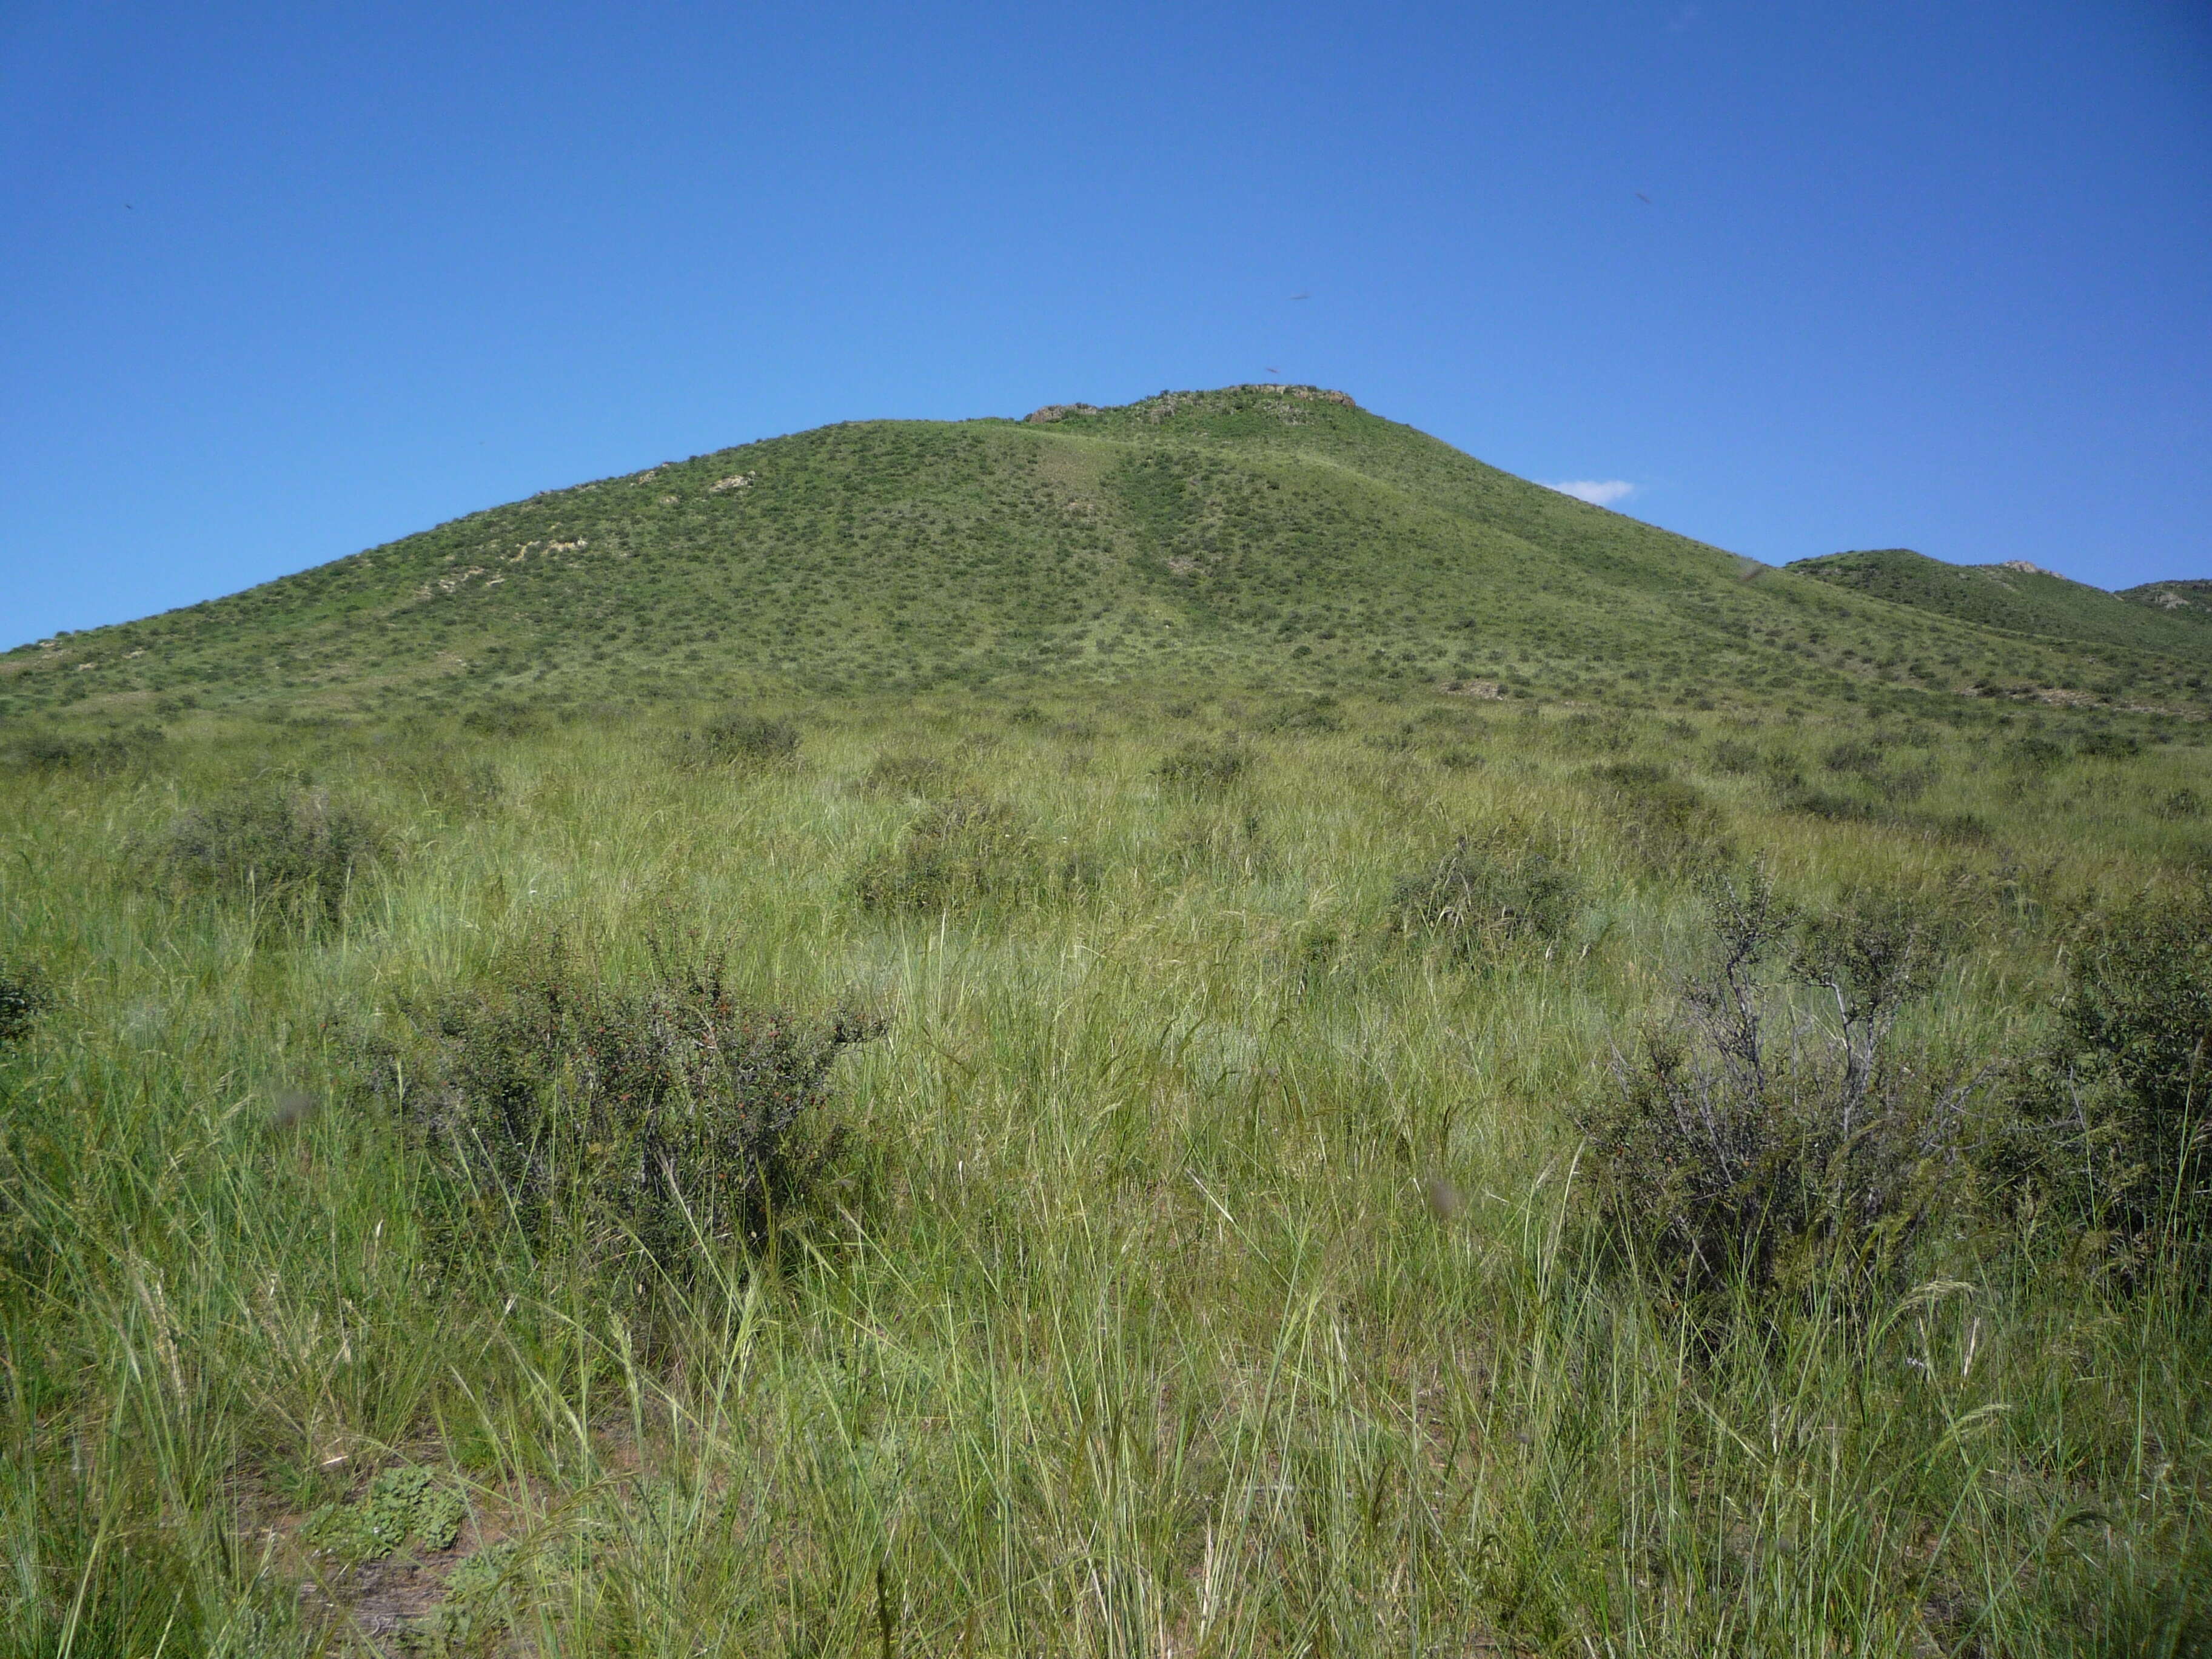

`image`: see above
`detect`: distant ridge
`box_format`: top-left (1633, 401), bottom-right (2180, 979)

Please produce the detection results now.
top-left (1791, 548), bottom-right (2212, 669)
top-left (6, 390), bottom-right (2210, 722)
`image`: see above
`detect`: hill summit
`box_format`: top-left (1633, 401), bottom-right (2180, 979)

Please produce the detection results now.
top-left (6, 387), bottom-right (2210, 723)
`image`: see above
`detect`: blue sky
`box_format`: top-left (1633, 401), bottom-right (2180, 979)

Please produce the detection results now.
top-left (3, 1), bottom-right (2207, 648)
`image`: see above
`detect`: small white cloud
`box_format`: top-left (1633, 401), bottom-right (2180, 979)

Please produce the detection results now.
top-left (1547, 479), bottom-right (1636, 507)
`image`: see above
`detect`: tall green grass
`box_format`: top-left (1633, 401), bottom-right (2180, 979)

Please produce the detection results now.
top-left (1, 693), bottom-right (2206, 1655)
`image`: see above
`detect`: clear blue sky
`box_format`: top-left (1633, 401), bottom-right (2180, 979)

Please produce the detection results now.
top-left (4, 2), bottom-right (2208, 648)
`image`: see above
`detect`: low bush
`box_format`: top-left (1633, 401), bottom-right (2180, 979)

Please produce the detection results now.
top-left (1588, 762), bottom-right (1733, 876)
top-left (5, 724), bottom-right (164, 774)
top-left (1576, 873), bottom-right (1974, 1307)
top-left (386, 941), bottom-right (881, 1283)
top-left (2076, 729), bottom-right (2142, 760)
top-left (1982, 883), bottom-right (2212, 1255)
top-left (2156, 788), bottom-right (2203, 820)
top-left (1258, 695), bottom-right (1343, 734)
top-left (1708, 737), bottom-right (1758, 774)
top-left (0, 963), bottom-right (49, 1047)
top-left (1389, 828), bottom-right (1580, 962)
top-left (680, 709), bottom-right (800, 768)
top-left (1156, 738), bottom-right (1250, 794)
top-left (853, 799), bottom-right (1090, 914)
top-left (156, 786), bottom-right (385, 925)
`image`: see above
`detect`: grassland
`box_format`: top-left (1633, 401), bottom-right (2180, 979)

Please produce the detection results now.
top-left (4, 389), bottom-right (2211, 1655)
top-left (4, 680), bottom-right (2211, 1657)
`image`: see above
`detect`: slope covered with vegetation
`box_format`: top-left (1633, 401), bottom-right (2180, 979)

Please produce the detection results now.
top-left (9, 386), bottom-right (2208, 725)
top-left (1791, 546), bottom-right (2212, 680)
top-left (4, 390), bottom-right (2211, 1656)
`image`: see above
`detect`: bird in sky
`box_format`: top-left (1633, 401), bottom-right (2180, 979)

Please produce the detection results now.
top-left (1636, 192), bottom-right (1652, 204)
top-left (1265, 366), bottom-right (1281, 375)
top-left (1289, 291), bottom-right (1310, 300)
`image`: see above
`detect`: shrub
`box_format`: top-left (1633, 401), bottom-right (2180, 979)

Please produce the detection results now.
top-left (6, 725), bottom-right (164, 774)
top-left (1575, 873), bottom-right (1973, 1305)
top-left (1588, 762), bottom-right (1732, 876)
top-left (1259, 695), bottom-right (1343, 734)
top-left (390, 941), bottom-right (880, 1282)
top-left (683, 709), bottom-right (800, 768)
top-left (2008, 735), bottom-right (2069, 771)
top-left (1709, 739), bottom-right (1758, 775)
top-left (1156, 738), bottom-right (1250, 794)
top-left (157, 786), bottom-right (384, 925)
top-left (1983, 884), bottom-right (2212, 1252)
top-left (1389, 830), bottom-right (1580, 962)
top-left (2156, 788), bottom-right (2203, 821)
top-left (853, 798), bottom-right (1087, 914)
top-left (0, 964), bottom-right (49, 1047)
top-left (2076, 729), bottom-right (2142, 760)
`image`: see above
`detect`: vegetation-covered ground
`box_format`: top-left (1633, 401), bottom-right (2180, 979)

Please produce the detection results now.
top-left (8, 386), bottom-right (2211, 725)
top-left (3, 683), bottom-right (2210, 1657)
top-left (5, 389), bottom-right (2211, 1654)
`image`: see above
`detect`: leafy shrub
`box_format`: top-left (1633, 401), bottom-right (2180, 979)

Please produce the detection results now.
top-left (6, 725), bottom-right (164, 774)
top-left (1709, 738), bottom-right (1758, 775)
top-left (158, 786), bottom-right (384, 924)
top-left (2076, 729), bottom-right (2142, 760)
top-left (1156, 738), bottom-right (1250, 794)
top-left (1259, 695), bottom-right (1343, 734)
top-left (1983, 885), bottom-right (2212, 1252)
top-left (682, 709), bottom-right (800, 768)
top-left (391, 942), bottom-right (880, 1281)
top-left (458, 698), bottom-right (548, 737)
top-left (304, 1466), bottom-right (469, 1561)
top-left (1389, 830), bottom-right (1580, 961)
top-left (0, 964), bottom-right (49, 1047)
top-left (2156, 788), bottom-right (2203, 821)
top-left (1588, 762), bottom-right (1732, 876)
top-left (853, 799), bottom-right (1088, 914)
top-left (2008, 735), bottom-right (2069, 771)
top-left (1822, 739), bottom-right (1885, 777)
top-left (1576, 873), bottom-right (1973, 1305)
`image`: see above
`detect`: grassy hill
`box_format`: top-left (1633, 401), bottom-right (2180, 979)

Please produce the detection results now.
top-left (1789, 546), bottom-right (2212, 680)
top-left (4, 390), bottom-right (2212, 1655)
top-left (10, 386), bottom-right (2208, 726)
top-left (2122, 576), bottom-right (2212, 623)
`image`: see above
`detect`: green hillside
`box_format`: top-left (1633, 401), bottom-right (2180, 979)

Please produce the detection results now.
top-left (1790, 546), bottom-right (2212, 675)
top-left (10, 386), bottom-right (2206, 724)
top-left (8, 389), bottom-right (2212, 1654)
top-left (2121, 576), bottom-right (2212, 623)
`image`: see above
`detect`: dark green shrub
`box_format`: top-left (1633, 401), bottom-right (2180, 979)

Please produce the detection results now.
top-left (2076, 729), bottom-right (2142, 760)
top-left (1589, 762), bottom-right (1732, 876)
top-left (1156, 738), bottom-right (1250, 794)
top-left (2008, 735), bottom-right (2069, 771)
top-left (683, 709), bottom-right (800, 767)
top-left (6, 725), bottom-right (164, 774)
top-left (0, 964), bottom-right (49, 1047)
top-left (2156, 788), bottom-right (2203, 820)
top-left (1709, 739), bottom-right (1758, 775)
top-left (853, 799), bottom-right (1088, 914)
top-left (1983, 885), bottom-right (2212, 1252)
top-left (1576, 874), bottom-right (1971, 1305)
top-left (1389, 830), bottom-right (1580, 961)
top-left (1822, 739), bottom-right (1885, 777)
top-left (389, 942), bottom-right (880, 1281)
top-left (158, 787), bottom-right (385, 924)
top-left (1259, 695), bottom-right (1343, 734)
